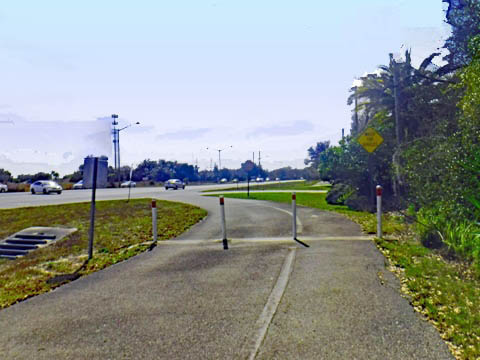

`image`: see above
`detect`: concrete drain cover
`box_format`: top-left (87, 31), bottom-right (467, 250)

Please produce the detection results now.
top-left (0, 227), bottom-right (77, 260)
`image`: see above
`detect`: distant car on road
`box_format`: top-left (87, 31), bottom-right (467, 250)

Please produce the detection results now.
top-left (72, 180), bottom-right (84, 189)
top-left (165, 179), bottom-right (185, 190)
top-left (0, 183), bottom-right (7, 193)
top-left (232, 178), bottom-right (238, 183)
top-left (121, 181), bottom-right (136, 188)
top-left (30, 181), bottom-right (62, 195)
top-left (265, 177), bottom-right (270, 181)
top-left (220, 178), bottom-right (228, 183)
top-left (256, 177), bottom-right (264, 182)
top-left (275, 177), bottom-right (280, 181)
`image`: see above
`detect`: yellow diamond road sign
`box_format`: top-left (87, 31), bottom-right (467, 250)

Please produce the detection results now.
top-left (358, 128), bottom-right (384, 153)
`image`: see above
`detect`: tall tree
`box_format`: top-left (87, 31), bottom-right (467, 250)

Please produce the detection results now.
top-left (441, 0), bottom-right (480, 72)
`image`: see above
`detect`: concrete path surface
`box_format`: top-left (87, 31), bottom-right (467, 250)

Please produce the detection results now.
top-left (0, 193), bottom-right (453, 359)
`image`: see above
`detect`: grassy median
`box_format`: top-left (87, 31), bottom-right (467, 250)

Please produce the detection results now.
top-left (202, 180), bottom-right (330, 192)
top-left (0, 198), bottom-right (207, 309)
top-left (211, 192), bottom-right (480, 360)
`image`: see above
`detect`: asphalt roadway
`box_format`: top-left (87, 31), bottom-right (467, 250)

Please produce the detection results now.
top-left (0, 185), bottom-right (453, 359)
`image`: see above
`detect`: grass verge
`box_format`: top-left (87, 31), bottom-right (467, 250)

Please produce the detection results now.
top-left (376, 237), bottom-right (480, 359)
top-left (209, 192), bottom-right (404, 235)
top-left (211, 192), bottom-right (479, 359)
top-left (202, 180), bottom-right (331, 193)
top-left (0, 198), bottom-right (207, 309)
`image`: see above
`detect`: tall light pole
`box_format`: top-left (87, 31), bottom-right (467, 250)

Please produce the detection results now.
top-left (206, 146), bottom-right (232, 170)
top-left (112, 114), bottom-right (119, 175)
top-left (111, 114), bottom-right (140, 186)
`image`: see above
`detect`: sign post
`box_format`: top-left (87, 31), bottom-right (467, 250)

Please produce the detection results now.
top-left (244, 161), bottom-right (255, 198)
top-left (88, 157), bottom-right (99, 260)
top-left (358, 128), bottom-right (384, 207)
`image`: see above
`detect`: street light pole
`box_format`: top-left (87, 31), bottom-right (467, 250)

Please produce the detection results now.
top-left (206, 146), bottom-right (232, 171)
top-left (206, 146), bottom-right (232, 182)
top-left (111, 114), bottom-right (119, 185)
top-left (111, 114), bottom-right (139, 187)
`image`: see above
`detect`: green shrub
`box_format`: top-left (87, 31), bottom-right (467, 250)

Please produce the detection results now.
top-left (416, 206), bottom-right (480, 269)
top-left (325, 183), bottom-right (354, 205)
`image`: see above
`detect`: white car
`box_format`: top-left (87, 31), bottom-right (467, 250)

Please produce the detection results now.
top-left (121, 181), bottom-right (136, 188)
top-left (220, 178), bottom-right (228, 183)
top-left (30, 180), bottom-right (62, 195)
top-left (165, 179), bottom-right (185, 190)
top-left (0, 183), bottom-right (7, 193)
top-left (72, 180), bottom-right (84, 189)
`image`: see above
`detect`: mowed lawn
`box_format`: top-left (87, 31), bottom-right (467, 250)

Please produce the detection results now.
top-left (0, 198), bottom-right (207, 309)
top-left (202, 180), bottom-right (331, 192)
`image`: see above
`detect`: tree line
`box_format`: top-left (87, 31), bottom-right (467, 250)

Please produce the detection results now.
top-left (0, 159), bottom-right (318, 186)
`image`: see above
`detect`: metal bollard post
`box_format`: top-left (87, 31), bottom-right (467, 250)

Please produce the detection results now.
top-left (376, 185), bottom-right (383, 238)
top-left (152, 199), bottom-right (158, 243)
top-left (220, 196), bottom-right (228, 249)
top-left (292, 192), bottom-right (297, 240)
top-left (88, 157), bottom-right (98, 260)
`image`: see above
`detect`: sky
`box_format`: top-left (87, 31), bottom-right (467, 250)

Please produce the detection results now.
top-left (0, 0), bottom-right (450, 176)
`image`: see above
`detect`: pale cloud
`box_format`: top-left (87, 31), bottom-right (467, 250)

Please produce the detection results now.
top-left (156, 128), bottom-right (211, 141)
top-left (0, 114), bottom-right (112, 176)
top-left (247, 121), bottom-right (315, 139)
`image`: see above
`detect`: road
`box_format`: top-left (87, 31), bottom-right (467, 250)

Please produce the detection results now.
top-left (0, 184), bottom-right (453, 359)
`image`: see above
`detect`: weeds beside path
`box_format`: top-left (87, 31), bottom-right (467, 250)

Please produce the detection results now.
top-left (0, 198), bottom-right (207, 309)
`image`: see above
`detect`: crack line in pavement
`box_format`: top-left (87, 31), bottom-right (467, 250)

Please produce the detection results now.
top-left (242, 247), bottom-right (297, 360)
top-left (160, 236), bottom-right (373, 245)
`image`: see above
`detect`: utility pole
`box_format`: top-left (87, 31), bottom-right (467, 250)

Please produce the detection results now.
top-left (111, 114), bottom-right (140, 187)
top-left (390, 53), bottom-right (402, 144)
top-left (253, 152), bottom-right (255, 163)
top-left (390, 53), bottom-right (403, 199)
top-left (111, 114), bottom-right (119, 186)
top-left (258, 151), bottom-right (261, 167)
top-left (206, 146), bottom-right (232, 173)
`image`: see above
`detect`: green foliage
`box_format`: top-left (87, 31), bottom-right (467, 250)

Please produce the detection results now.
top-left (415, 206), bottom-right (480, 270)
top-left (325, 183), bottom-right (354, 205)
top-left (304, 141), bottom-right (330, 168)
top-left (442, 0), bottom-right (480, 70)
top-left (0, 168), bottom-right (12, 183)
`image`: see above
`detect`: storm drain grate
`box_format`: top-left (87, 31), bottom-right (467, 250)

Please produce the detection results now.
top-left (0, 227), bottom-right (77, 259)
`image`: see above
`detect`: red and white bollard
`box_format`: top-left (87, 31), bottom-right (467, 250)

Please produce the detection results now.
top-left (292, 192), bottom-right (297, 240)
top-left (220, 196), bottom-right (228, 250)
top-left (376, 185), bottom-right (383, 238)
top-left (152, 199), bottom-right (158, 243)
